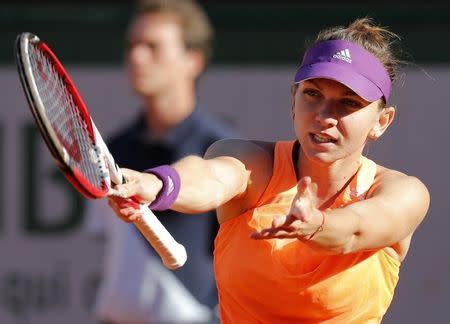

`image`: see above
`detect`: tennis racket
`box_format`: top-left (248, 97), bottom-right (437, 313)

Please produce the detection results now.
top-left (15, 32), bottom-right (187, 270)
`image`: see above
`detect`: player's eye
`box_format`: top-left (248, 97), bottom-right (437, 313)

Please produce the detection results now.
top-left (340, 98), bottom-right (363, 109)
top-left (303, 88), bottom-right (322, 98)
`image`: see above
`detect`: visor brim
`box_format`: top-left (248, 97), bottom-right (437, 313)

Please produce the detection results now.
top-left (294, 62), bottom-right (384, 102)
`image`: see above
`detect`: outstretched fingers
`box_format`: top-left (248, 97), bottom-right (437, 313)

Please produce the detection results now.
top-left (251, 214), bottom-right (300, 239)
top-left (297, 176), bottom-right (311, 196)
top-left (251, 176), bottom-right (321, 241)
top-left (297, 176), bottom-right (318, 200)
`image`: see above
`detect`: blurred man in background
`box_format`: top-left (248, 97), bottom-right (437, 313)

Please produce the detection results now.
top-left (84, 0), bottom-right (236, 323)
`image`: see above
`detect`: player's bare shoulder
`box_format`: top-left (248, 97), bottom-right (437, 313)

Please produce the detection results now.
top-left (370, 164), bottom-right (430, 206)
top-left (374, 164), bottom-right (407, 183)
top-left (205, 139), bottom-right (274, 171)
top-left (205, 139), bottom-right (274, 196)
top-left (206, 139), bottom-right (276, 221)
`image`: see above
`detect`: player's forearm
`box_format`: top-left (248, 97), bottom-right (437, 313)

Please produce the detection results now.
top-left (171, 155), bottom-right (248, 214)
top-left (307, 208), bottom-right (361, 254)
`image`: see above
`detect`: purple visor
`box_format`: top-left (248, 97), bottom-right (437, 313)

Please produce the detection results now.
top-left (294, 40), bottom-right (391, 102)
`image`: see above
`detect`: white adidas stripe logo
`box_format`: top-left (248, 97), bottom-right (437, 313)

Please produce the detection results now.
top-left (332, 48), bottom-right (352, 63)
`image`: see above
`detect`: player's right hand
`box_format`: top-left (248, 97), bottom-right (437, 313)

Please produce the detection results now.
top-left (110, 168), bottom-right (163, 204)
top-left (108, 168), bottom-right (163, 222)
top-left (108, 196), bottom-right (142, 223)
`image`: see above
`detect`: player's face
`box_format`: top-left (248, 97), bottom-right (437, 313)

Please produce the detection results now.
top-left (292, 78), bottom-right (384, 164)
top-left (126, 12), bottom-right (194, 97)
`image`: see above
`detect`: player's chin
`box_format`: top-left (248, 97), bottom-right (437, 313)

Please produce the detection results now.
top-left (302, 149), bottom-right (339, 165)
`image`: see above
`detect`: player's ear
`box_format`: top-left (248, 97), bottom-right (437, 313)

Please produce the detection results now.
top-left (369, 105), bottom-right (396, 140)
top-left (186, 49), bottom-right (205, 79)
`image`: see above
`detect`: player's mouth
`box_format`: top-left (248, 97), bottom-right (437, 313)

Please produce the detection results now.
top-left (310, 133), bottom-right (337, 144)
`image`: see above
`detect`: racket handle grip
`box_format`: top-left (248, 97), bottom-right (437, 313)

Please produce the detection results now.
top-left (134, 205), bottom-right (187, 270)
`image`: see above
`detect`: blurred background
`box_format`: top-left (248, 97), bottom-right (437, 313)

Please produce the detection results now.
top-left (1, 0), bottom-right (450, 323)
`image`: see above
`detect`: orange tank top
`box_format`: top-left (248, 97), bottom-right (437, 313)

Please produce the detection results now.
top-left (214, 141), bottom-right (400, 323)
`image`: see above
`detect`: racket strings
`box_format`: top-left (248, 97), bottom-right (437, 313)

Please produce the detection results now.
top-left (28, 43), bottom-right (105, 190)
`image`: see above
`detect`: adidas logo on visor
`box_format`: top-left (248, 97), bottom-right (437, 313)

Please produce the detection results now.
top-left (333, 49), bottom-right (352, 63)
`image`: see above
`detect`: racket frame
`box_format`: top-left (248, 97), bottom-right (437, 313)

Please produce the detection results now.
top-left (15, 33), bottom-right (107, 199)
top-left (15, 32), bottom-right (187, 269)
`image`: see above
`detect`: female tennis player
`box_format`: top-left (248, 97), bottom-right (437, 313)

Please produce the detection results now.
top-left (109, 18), bottom-right (430, 323)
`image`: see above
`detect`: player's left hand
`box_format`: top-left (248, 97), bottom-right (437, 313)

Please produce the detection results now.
top-left (251, 176), bottom-right (323, 240)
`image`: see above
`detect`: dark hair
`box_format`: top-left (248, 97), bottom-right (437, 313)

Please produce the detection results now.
top-left (314, 17), bottom-right (402, 83)
top-left (135, 0), bottom-right (214, 63)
